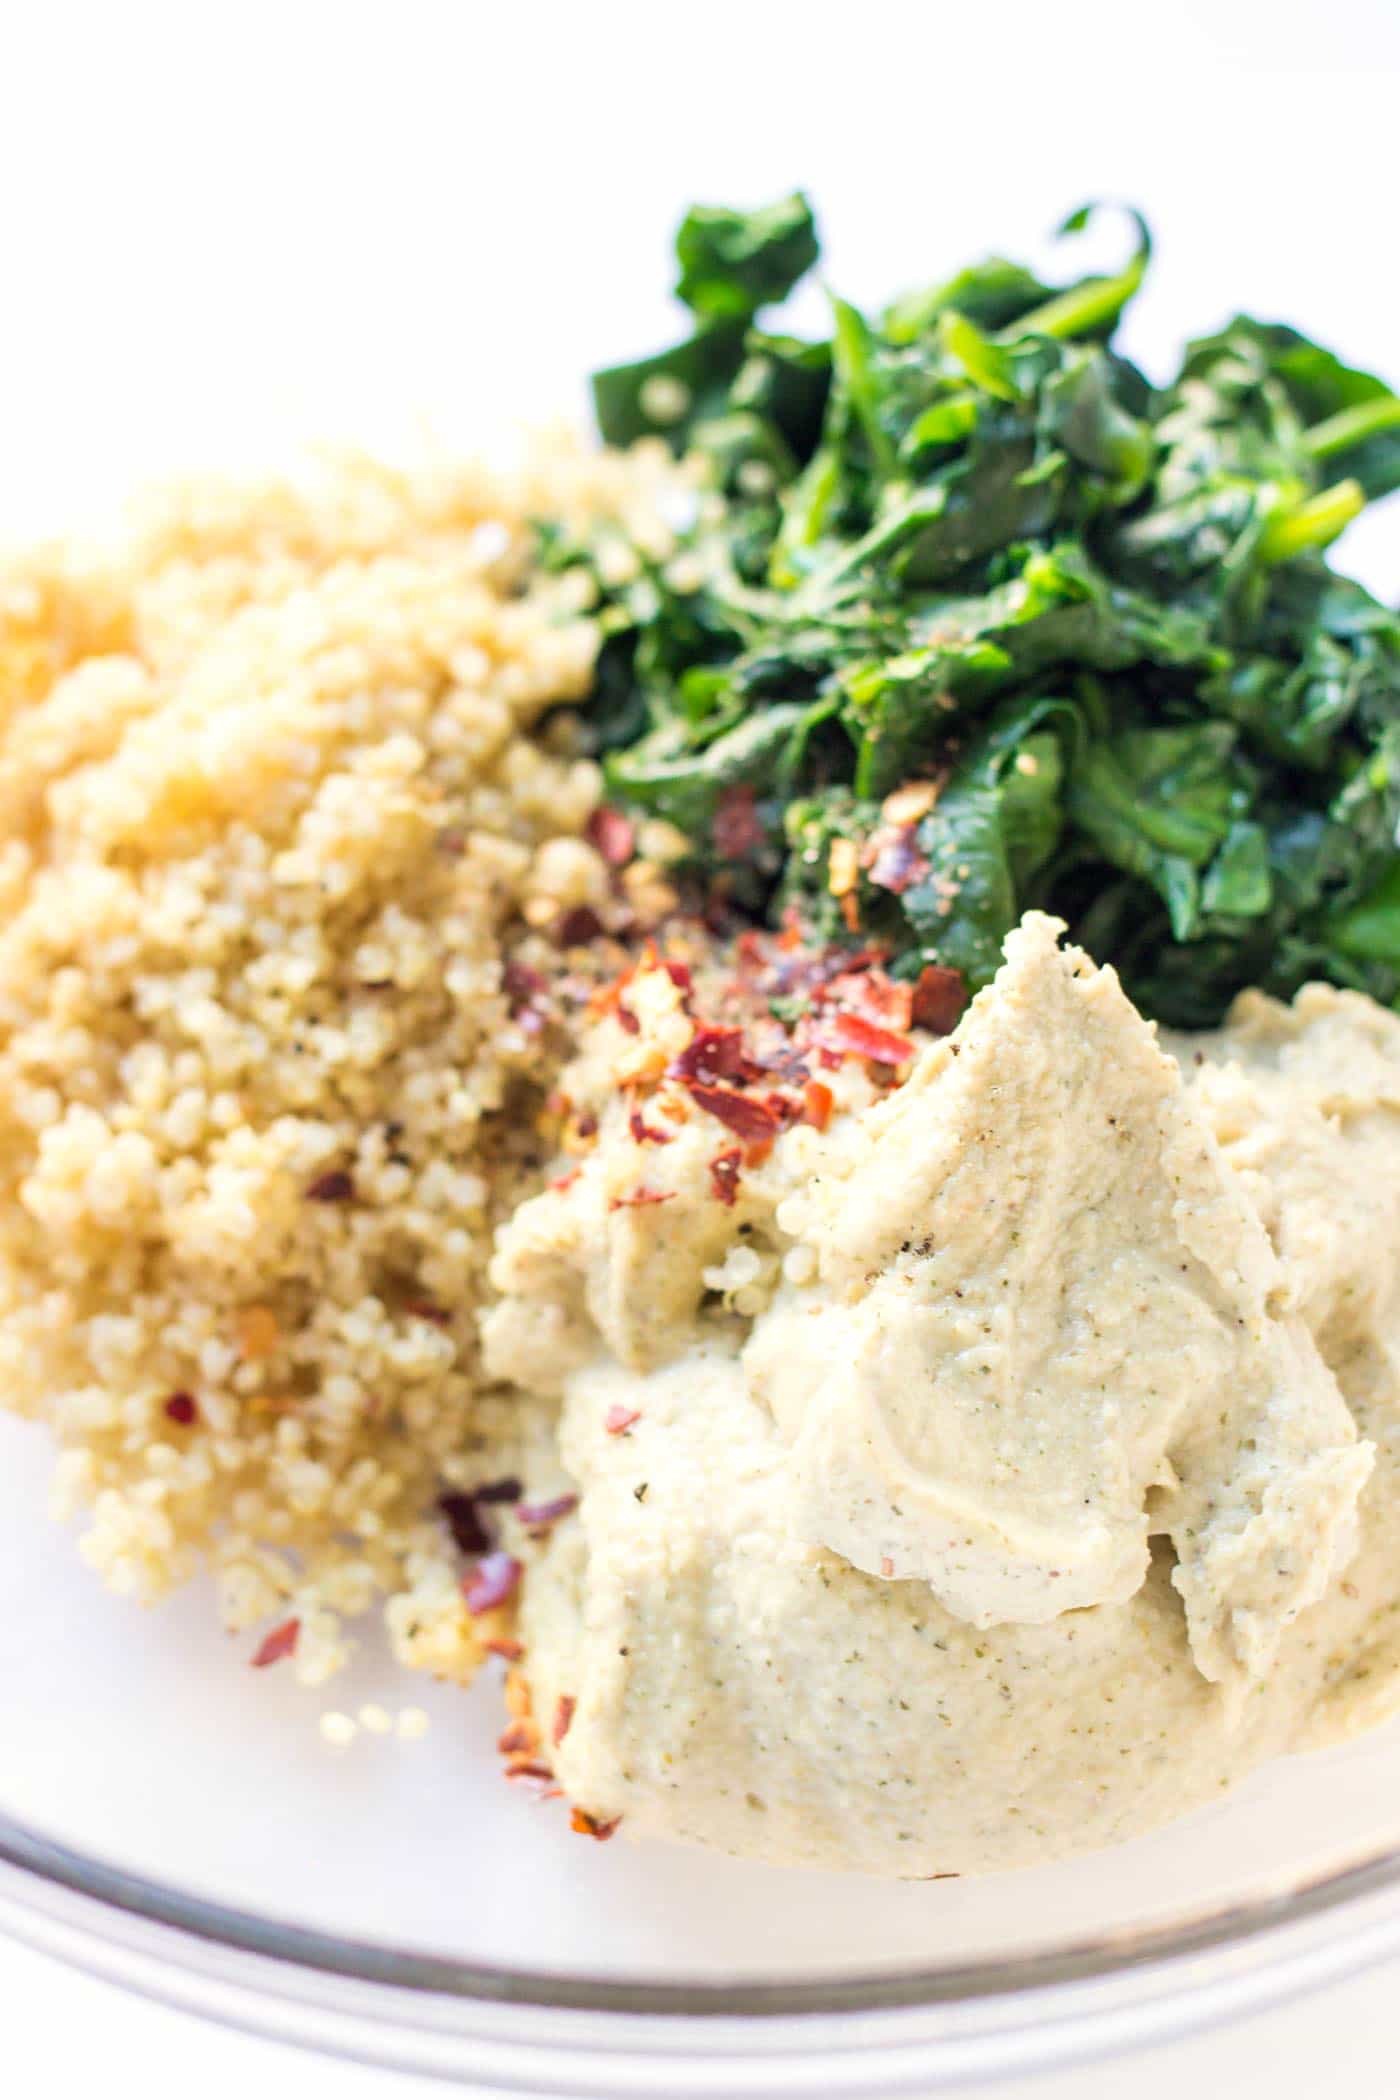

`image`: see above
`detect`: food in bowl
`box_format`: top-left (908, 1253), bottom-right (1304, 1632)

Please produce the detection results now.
top-left (4, 193), bottom-right (1399, 1875)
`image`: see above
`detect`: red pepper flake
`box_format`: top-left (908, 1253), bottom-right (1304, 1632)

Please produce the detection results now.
top-left (669, 1025), bottom-right (747, 1085)
top-left (826, 1010), bottom-right (915, 1066)
top-left (615, 1001), bottom-right (641, 1036)
top-left (608, 1187), bottom-right (675, 1211)
top-left (549, 1169), bottom-right (582, 1194)
top-left (306, 1169), bottom-right (355, 1203)
top-left (575, 1112), bottom-right (599, 1139)
top-left (629, 1109), bottom-right (673, 1146)
top-left (762, 1090), bottom-right (801, 1129)
top-left (881, 1555), bottom-right (895, 1578)
top-left (516, 1492), bottom-right (579, 1532)
top-left (571, 1807), bottom-right (622, 1841)
top-left (250, 1617), bottom-right (300, 1669)
top-left (484, 1635), bottom-right (525, 1661)
top-left (685, 1082), bottom-right (780, 1145)
top-left (164, 1391), bottom-right (199, 1427)
top-left (585, 804), bottom-right (636, 867)
top-left (440, 1492), bottom-right (492, 1556)
top-left (663, 958), bottom-right (693, 993)
top-left (911, 964), bottom-right (968, 1035)
top-left (552, 1694), bottom-right (577, 1746)
top-left (830, 969), bottom-right (914, 1032)
top-left (405, 1298), bottom-right (452, 1327)
top-left (867, 826), bottom-right (931, 896)
top-left (712, 784), bottom-right (766, 861)
top-left (502, 959), bottom-right (548, 1012)
top-left (709, 1147), bottom-right (742, 1207)
top-left (802, 1079), bottom-right (834, 1131)
top-left (475, 1477), bottom-right (523, 1505)
top-left (555, 904), bottom-right (605, 948)
top-left (507, 1760), bottom-right (559, 1787)
top-left (498, 1720), bottom-right (537, 1756)
top-left (751, 1040), bottom-right (810, 1083)
top-left (463, 1551), bottom-right (522, 1615)
top-left (604, 1404), bottom-right (642, 1436)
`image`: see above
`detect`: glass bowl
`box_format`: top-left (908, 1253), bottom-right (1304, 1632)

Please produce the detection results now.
top-left (7, 1404), bottom-right (1400, 2096)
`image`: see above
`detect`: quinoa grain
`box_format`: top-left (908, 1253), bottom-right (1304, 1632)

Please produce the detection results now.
top-left (0, 443), bottom-right (691, 1685)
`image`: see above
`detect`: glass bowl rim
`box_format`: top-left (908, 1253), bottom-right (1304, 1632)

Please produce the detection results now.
top-left (7, 1800), bottom-right (1400, 2020)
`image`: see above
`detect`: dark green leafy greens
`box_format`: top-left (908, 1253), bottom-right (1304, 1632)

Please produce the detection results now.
top-left (555, 193), bottom-right (1400, 1027)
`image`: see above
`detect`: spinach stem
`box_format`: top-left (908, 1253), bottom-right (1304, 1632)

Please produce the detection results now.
top-left (1302, 394), bottom-right (1400, 460)
top-left (1257, 479), bottom-right (1366, 563)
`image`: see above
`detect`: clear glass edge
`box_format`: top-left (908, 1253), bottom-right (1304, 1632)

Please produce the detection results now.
top-left (9, 1814), bottom-right (1400, 2092)
top-left (5, 1803), bottom-right (1400, 2019)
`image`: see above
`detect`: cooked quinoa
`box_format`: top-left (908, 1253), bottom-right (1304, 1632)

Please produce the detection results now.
top-left (0, 440), bottom-right (692, 1686)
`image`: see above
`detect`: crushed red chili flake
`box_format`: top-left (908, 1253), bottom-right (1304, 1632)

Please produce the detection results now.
top-left (615, 1000), bottom-right (641, 1036)
top-left (604, 1404), bottom-right (642, 1436)
top-left (663, 958), bottom-right (693, 993)
top-left (608, 1187), bottom-right (675, 1210)
top-left (405, 1297), bottom-right (452, 1326)
top-left (502, 959), bottom-right (548, 1012)
top-left (516, 1492), bottom-right (579, 1532)
top-left (250, 1617), bottom-right (300, 1669)
top-left (867, 826), bottom-right (931, 896)
top-left (911, 963), bottom-right (968, 1035)
top-left (762, 1090), bottom-right (801, 1128)
top-left (549, 1169), bottom-right (582, 1194)
top-left (440, 1492), bottom-right (493, 1557)
top-left (829, 969), bottom-right (914, 1032)
top-left (507, 1760), bottom-right (559, 1788)
top-left (575, 1112), bottom-right (599, 1139)
top-left (555, 904), bottom-right (605, 948)
top-left (463, 1551), bottom-right (523, 1615)
top-left (629, 1109), bottom-right (673, 1146)
top-left (709, 1147), bottom-right (742, 1206)
top-left (498, 1720), bottom-right (536, 1756)
top-left (484, 1635), bottom-right (524, 1661)
top-left (552, 1694), bottom-right (577, 1745)
top-left (802, 1079), bottom-right (834, 1131)
top-left (712, 783), bottom-right (766, 861)
top-left (669, 1024), bottom-right (747, 1085)
top-left (306, 1168), bottom-right (355, 1203)
top-left (585, 804), bottom-right (636, 866)
top-left (475, 1477), bottom-right (523, 1505)
top-left (685, 1082), bottom-right (779, 1145)
top-left (827, 1010), bottom-right (915, 1066)
top-left (164, 1391), bottom-right (199, 1426)
top-left (571, 1807), bottom-right (622, 1841)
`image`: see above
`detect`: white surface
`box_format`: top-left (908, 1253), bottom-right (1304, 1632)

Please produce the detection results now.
top-left (4, 0), bottom-right (1400, 2090)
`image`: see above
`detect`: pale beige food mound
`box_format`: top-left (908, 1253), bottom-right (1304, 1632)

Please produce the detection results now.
top-left (0, 443), bottom-right (688, 1685)
top-left (499, 932), bottom-right (1400, 1874)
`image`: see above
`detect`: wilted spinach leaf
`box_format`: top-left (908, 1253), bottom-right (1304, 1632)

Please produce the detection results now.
top-left (556, 192), bottom-right (1400, 1027)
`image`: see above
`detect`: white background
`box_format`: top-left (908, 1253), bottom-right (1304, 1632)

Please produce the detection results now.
top-left (4, 1), bottom-right (1400, 2092)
